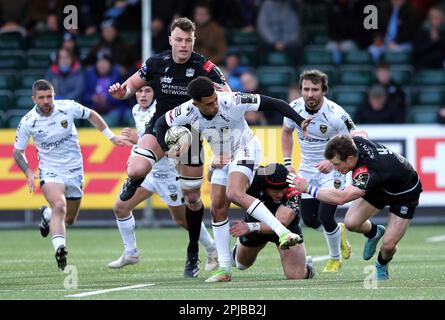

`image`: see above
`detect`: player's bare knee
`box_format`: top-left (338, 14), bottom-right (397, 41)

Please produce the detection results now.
top-left (344, 217), bottom-right (360, 231)
top-left (210, 205), bottom-right (227, 221)
top-left (113, 203), bottom-right (130, 219)
top-left (381, 238), bottom-right (397, 253)
top-left (65, 216), bottom-right (77, 225)
top-left (52, 201), bottom-right (66, 214)
top-left (226, 189), bottom-right (244, 206)
top-left (174, 217), bottom-right (187, 229)
top-left (184, 193), bottom-right (201, 210)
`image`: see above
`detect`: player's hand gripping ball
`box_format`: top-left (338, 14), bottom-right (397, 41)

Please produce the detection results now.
top-left (165, 126), bottom-right (192, 157)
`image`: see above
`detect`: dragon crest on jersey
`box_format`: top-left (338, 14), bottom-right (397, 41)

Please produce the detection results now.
top-left (60, 120), bottom-right (68, 129)
top-left (320, 124), bottom-right (327, 134)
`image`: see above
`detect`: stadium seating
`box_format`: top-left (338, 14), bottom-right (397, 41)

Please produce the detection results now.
top-left (331, 86), bottom-right (367, 107)
top-left (0, 33), bottom-right (25, 50)
top-left (383, 51), bottom-right (412, 64)
top-left (28, 33), bottom-right (61, 50)
top-left (0, 72), bottom-right (16, 90)
top-left (18, 71), bottom-right (44, 90)
top-left (26, 50), bottom-right (51, 69)
top-left (257, 66), bottom-right (296, 87)
top-left (303, 48), bottom-right (332, 65)
top-left (77, 34), bottom-right (101, 49)
top-left (413, 70), bottom-right (445, 86)
top-left (228, 31), bottom-right (258, 46)
top-left (0, 90), bottom-right (13, 111)
top-left (267, 86), bottom-right (289, 101)
top-left (14, 90), bottom-right (34, 109)
top-left (412, 88), bottom-right (445, 106)
top-left (339, 67), bottom-right (374, 86)
top-left (6, 109), bottom-right (28, 128)
top-left (390, 65), bottom-right (414, 85)
top-left (409, 106), bottom-right (439, 123)
top-left (0, 52), bottom-right (25, 70)
top-left (261, 51), bottom-right (292, 66)
top-left (344, 50), bottom-right (373, 65)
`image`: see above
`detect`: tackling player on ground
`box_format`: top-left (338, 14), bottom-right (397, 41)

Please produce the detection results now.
top-left (229, 163), bottom-right (315, 280)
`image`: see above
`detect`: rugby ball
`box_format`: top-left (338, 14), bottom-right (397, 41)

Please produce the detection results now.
top-left (164, 126), bottom-right (192, 149)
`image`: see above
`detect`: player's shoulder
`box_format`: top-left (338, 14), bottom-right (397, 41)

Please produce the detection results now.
top-left (147, 50), bottom-right (172, 64)
top-left (190, 51), bottom-right (208, 65)
top-left (323, 97), bottom-right (350, 117)
top-left (289, 97), bottom-right (305, 110)
top-left (132, 104), bottom-right (139, 115)
top-left (19, 108), bottom-right (38, 126)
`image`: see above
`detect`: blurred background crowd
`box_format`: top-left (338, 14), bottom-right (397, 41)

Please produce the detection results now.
top-left (0, 0), bottom-right (445, 128)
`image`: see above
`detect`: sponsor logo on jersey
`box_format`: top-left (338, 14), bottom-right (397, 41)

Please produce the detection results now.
top-left (400, 206), bottom-right (408, 215)
top-left (203, 60), bottom-right (216, 72)
top-left (235, 93), bottom-right (258, 105)
top-left (320, 124), bottom-right (327, 134)
top-left (61, 119), bottom-right (68, 129)
top-left (160, 76), bottom-right (173, 84)
top-left (186, 68), bottom-right (195, 77)
top-left (352, 166), bottom-right (369, 189)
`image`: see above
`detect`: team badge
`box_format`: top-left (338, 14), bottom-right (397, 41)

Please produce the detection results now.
top-left (186, 68), bottom-right (195, 77)
top-left (320, 124), bottom-right (327, 134)
top-left (400, 206), bottom-right (408, 215)
top-left (61, 120), bottom-right (68, 129)
top-left (334, 179), bottom-right (341, 189)
top-left (170, 194), bottom-right (178, 201)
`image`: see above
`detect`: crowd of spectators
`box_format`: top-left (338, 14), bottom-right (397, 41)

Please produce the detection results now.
top-left (0, 0), bottom-right (444, 127)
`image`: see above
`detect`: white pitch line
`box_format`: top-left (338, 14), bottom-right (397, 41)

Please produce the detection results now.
top-left (311, 255), bottom-right (331, 262)
top-left (65, 283), bottom-right (155, 298)
top-left (425, 235), bottom-right (445, 243)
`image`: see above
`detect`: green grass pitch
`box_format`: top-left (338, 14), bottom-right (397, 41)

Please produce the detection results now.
top-left (0, 225), bottom-right (444, 300)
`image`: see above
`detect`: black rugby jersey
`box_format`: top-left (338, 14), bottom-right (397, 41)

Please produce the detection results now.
top-left (138, 50), bottom-right (226, 118)
top-left (245, 172), bottom-right (301, 226)
top-left (351, 136), bottom-right (421, 196)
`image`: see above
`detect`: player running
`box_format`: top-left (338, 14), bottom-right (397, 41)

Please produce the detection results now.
top-left (107, 85), bottom-right (218, 274)
top-left (14, 79), bottom-right (129, 270)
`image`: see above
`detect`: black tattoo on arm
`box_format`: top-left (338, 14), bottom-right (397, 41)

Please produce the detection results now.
top-left (13, 149), bottom-right (30, 174)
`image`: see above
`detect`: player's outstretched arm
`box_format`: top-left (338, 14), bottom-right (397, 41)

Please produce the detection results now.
top-left (258, 95), bottom-right (308, 131)
top-left (87, 110), bottom-right (132, 147)
top-left (13, 148), bottom-right (36, 193)
top-left (287, 173), bottom-right (364, 205)
top-left (109, 71), bottom-right (147, 100)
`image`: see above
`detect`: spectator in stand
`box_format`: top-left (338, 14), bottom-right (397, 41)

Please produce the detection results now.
top-left (240, 71), bottom-right (276, 125)
top-left (45, 48), bottom-right (84, 102)
top-left (437, 106), bottom-right (445, 124)
top-left (413, 7), bottom-right (445, 70)
top-left (222, 48), bottom-right (248, 92)
top-left (256, 0), bottom-right (301, 66)
top-left (368, 0), bottom-right (422, 63)
top-left (25, 0), bottom-right (64, 32)
top-left (83, 51), bottom-right (129, 124)
top-left (60, 32), bottom-right (81, 62)
top-left (151, 18), bottom-right (170, 54)
top-left (287, 83), bottom-right (301, 103)
top-left (326, 0), bottom-right (361, 65)
top-left (193, 3), bottom-right (227, 65)
top-left (0, 0), bottom-right (28, 37)
top-left (355, 84), bottom-right (403, 124)
top-left (374, 62), bottom-right (406, 116)
top-left (238, 0), bottom-right (260, 32)
top-left (84, 20), bottom-right (136, 77)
